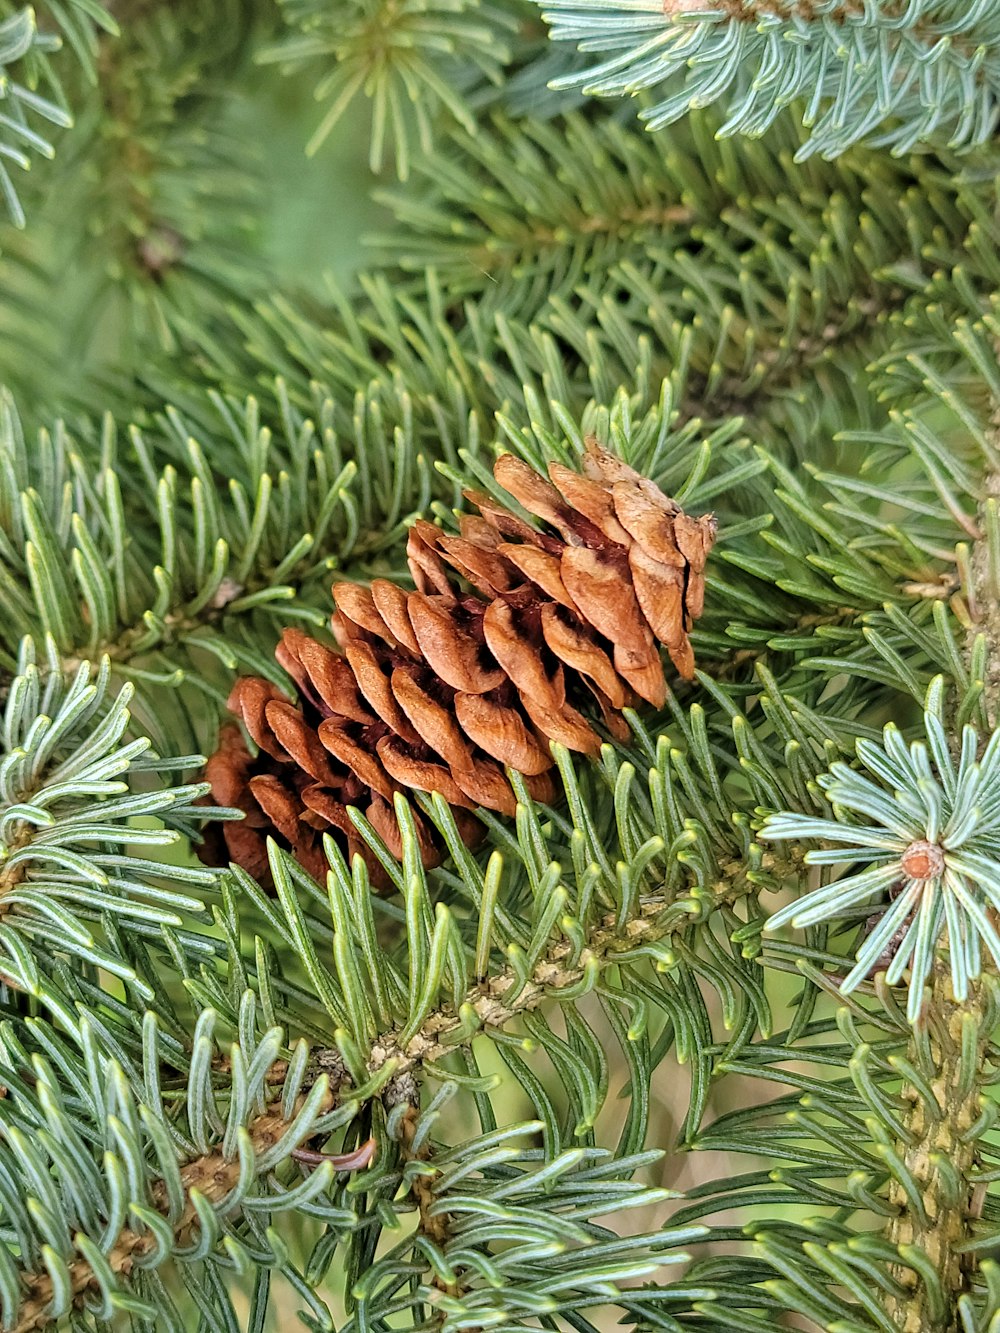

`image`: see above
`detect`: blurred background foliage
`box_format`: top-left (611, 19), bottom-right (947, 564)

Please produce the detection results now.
top-left (0, 2), bottom-right (393, 423)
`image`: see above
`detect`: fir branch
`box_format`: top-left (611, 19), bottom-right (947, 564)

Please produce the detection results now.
top-left (881, 971), bottom-right (993, 1333)
top-left (88, 0), bottom-right (261, 322)
top-left (228, 707), bottom-right (801, 1144)
top-left (366, 881), bottom-right (686, 1078)
top-left (11, 1091), bottom-right (364, 1333)
top-left (186, 110), bottom-right (1000, 602)
top-left (762, 683), bottom-right (1000, 1021)
top-left (0, 638), bottom-right (227, 1000)
top-left (0, 5), bottom-right (77, 227)
top-left (754, 332), bottom-right (1000, 1329)
top-left (350, 110), bottom-right (933, 419)
top-left (876, 403), bottom-right (1000, 1332)
top-left (397, 1103), bottom-right (452, 1261)
top-left (259, 0), bottom-right (518, 177)
top-left (0, 388), bottom-right (427, 751)
top-left (349, 1102), bottom-right (700, 1333)
top-left (537, 0), bottom-right (1000, 158)
top-left (239, 843), bottom-right (694, 1099)
top-left (3, 11), bottom-right (1000, 1327)
top-left (967, 426), bottom-right (1000, 726)
top-left (0, 693), bottom-right (792, 1332)
top-left (0, 1007), bottom-right (370, 1332)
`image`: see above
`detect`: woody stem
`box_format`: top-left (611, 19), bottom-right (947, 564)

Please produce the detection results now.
top-left (882, 973), bottom-right (991, 1332)
top-left (881, 458), bottom-right (1000, 1330)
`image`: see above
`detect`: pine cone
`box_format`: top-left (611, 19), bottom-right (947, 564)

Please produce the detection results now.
top-left (198, 443), bottom-right (716, 882)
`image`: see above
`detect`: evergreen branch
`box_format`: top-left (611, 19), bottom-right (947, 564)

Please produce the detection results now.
top-left (82, 0), bottom-right (263, 348)
top-left (667, 985), bottom-right (1000, 1328)
top-left (170, 114), bottom-right (1000, 681)
top-left (762, 680), bottom-right (1000, 1020)
top-left (0, 1005), bottom-right (369, 1332)
top-left (2, 0), bottom-right (1000, 1323)
top-left (348, 1096), bottom-right (702, 1333)
top-left (365, 867), bottom-right (688, 1078)
top-left (537, 0), bottom-right (1000, 159)
top-left (259, 0), bottom-right (518, 177)
top-left (0, 388), bottom-right (432, 751)
top-left (750, 306), bottom-right (1000, 714)
top-left (375, 108), bottom-right (929, 416)
top-left (748, 332), bottom-right (1000, 1329)
top-left (0, 6), bottom-right (74, 227)
top-left (0, 638), bottom-right (227, 1000)
top-left (170, 327), bottom-right (968, 703)
top-left (11, 1094), bottom-right (371, 1333)
top-left (882, 972), bottom-right (994, 1332)
top-left (225, 700), bottom-right (804, 1150)
top-left (875, 392), bottom-right (1000, 1332)
top-left (8, 364), bottom-right (937, 757)
top-left (0, 691), bottom-right (798, 1329)
top-left (0, 0), bottom-right (119, 229)
top-left (966, 374), bottom-right (1000, 726)
top-left (258, 109), bottom-right (945, 430)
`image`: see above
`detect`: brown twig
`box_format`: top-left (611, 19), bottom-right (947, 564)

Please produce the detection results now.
top-left (967, 466), bottom-right (1000, 728)
top-left (291, 1137), bottom-right (376, 1171)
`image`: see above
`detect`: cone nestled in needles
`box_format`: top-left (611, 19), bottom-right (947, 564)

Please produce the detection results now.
top-left (198, 442), bottom-right (716, 881)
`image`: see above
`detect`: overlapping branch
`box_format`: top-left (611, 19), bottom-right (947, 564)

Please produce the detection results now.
top-left (538, 0), bottom-right (1000, 157)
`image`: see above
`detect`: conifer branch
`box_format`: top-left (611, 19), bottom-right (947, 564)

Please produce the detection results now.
top-left (82, 0), bottom-right (262, 335)
top-left (398, 1105), bottom-right (452, 1266)
top-left (261, 0), bottom-right (517, 177)
top-left (0, 640), bottom-right (228, 999)
top-left (0, 390), bottom-right (420, 751)
top-left (672, 0), bottom-right (965, 38)
top-left (5, 8), bottom-right (1000, 1324)
top-left (372, 113), bottom-right (916, 430)
top-left (263, 882), bottom-right (717, 1103)
top-left (0, 1), bottom-right (261, 416)
top-left (0, 6), bottom-right (77, 228)
top-left (11, 1092), bottom-right (338, 1333)
top-left (876, 398), bottom-right (1000, 1331)
top-left (741, 303), bottom-right (1000, 1327)
top-left (882, 972), bottom-right (992, 1333)
top-left (265, 807), bottom-right (777, 1125)
top-left (367, 890), bottom-right (683, 1077)
top-left (539, 0), bottom-right (1000, 157)
top-left (682, 0), bottom-right (995, 77)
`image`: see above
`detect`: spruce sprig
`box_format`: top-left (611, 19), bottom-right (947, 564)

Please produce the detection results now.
top-left (261, 0), bottom-right (518, 176)
top-left (536, 0), bottom-right (1000, 158)
top-left (763, 678), bottom-right (1000, 1020)
top-left (0, 7), bottom-right (71, 227)
top-left (0, 637), bottom-right (228, 1001)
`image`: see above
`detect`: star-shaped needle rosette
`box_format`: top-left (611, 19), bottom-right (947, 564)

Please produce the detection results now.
top-left (760, 681), bottom-right (1000, 1022)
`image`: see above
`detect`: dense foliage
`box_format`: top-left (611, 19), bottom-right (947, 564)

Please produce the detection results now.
top-left (1, 1), bottom-right (999, 1330)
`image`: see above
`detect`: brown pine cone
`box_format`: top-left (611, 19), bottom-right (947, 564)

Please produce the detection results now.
top-left (198, 443), bottom-right (716, 882)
